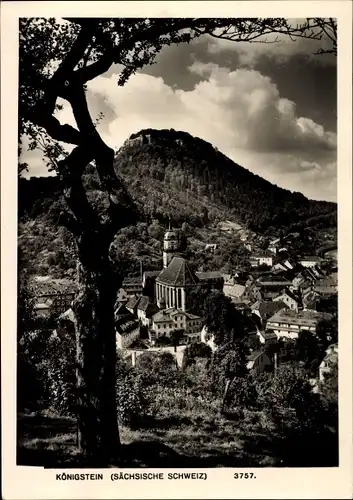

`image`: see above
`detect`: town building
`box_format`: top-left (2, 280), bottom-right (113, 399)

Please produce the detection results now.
top-left (126, 295), bottom-right (159, 327)
top-left (200, 325), bottom-right (217, 351)
top-left (299, 256), bottom-right (324, 268)
top-left (249, 254), bottom-right (273, 268)
top-left (251, 299), bottom-right (288, 326)
top-left (204, 243), bottom-right (217, 253)
top-left (247, 351), bottom-right (272, 375)
top-left (121, 277), bottom-right (143, 297)
top-left (302, 290), bottom-right (321, 311)
top-left (254, 275), bottom-right (292, 300)
top-left (223, 277), bottom-right (248, 302)
top-left (195, 271), bottom-right (224, 290)
top-left (31, 276), bottom-right (77, 317)
top-left (313, 276), bottom-right (338, 295)
top-left (150, 308), bottom-right (202, 343)
top-left (319, 343), bottom-right (338, 382)
top-left (155, 256), bottom-right (199, 311)
top-left (115, 304), bottom-right (140, 349)
top-left (273, 289), bottom-right (301, 312)
top-left (266, 309), bottom-right (333, 340)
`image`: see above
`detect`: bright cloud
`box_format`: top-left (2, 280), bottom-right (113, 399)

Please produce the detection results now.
top-left (23, 62), bottom-right (337, 201)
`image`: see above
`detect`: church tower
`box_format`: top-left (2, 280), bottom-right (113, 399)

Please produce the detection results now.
top-left (163, 220), bottom-right (180, 269)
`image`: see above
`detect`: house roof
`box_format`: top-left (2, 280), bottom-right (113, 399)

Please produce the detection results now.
top-left (136, 295), bottom-right (151, 311)
top-left (300, 256), bottom-right (323, 262)
top-left (252, 300), bottom-right (288, 318)
top-left (247, 350), bottom-right (264, 362)
top-left (115, 304), bottom-right (140, 335)
top-left (274, 288), bottom-right (300, 303)
top-left (126, 295), bottom-right (140, 310)
top-left (152, 307), bottom-right (201, 323)
top-left (196, 271), bottom-right (223, 280)
top-left (156, 257), bottom-right (199, 287)
top-left (257, 275), bottom-right (292, 286)
top-left (115, 303), bottom-right (132, 318)
top-left (267, 308), bottom-right (333, 327)
top-left (303, 290), bottom-right (321, 306)
top-left (31, 276), bottom-right (77, 296)
top-left (35, 301), bottom-right (52, 310)
top-left (59, 308), bottom-right (75, 322)
top-left (143, 270), bottom-right (160, 279)
top-left (259, 330), bottom-right (278, 340)
top-left (224, 283), bottom-right (246, 298)
top-left (116, 316), bottom-right (140, 336)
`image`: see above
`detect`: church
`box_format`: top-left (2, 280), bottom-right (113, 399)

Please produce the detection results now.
top-left (120, 222), bottom-right (224, 314)
top-left (155, 225), bottom-right (199, 311)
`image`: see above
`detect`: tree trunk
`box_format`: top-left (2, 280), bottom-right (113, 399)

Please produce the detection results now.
top-left (72, 232), bottom-right (120, 463)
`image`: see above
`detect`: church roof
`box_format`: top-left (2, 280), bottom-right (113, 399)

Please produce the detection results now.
top-left (156, 257), bottom-right (199, 287)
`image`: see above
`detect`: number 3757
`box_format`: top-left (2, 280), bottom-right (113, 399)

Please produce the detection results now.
top-left (233, 472), bottom-right (256, 479)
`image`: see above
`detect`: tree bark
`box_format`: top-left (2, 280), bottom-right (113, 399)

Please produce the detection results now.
top-left (73, 233), bottom-right (120, 462)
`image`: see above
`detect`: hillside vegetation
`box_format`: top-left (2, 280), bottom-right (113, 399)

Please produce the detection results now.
top-left (18, 128), bottom-right (337, 277)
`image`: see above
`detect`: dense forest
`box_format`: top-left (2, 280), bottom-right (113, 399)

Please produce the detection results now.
top-left (18, 128), bottom-right (337, 278)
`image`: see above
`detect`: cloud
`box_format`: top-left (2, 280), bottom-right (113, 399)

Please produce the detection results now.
top-left (23, 62), bottom-right (337, 201)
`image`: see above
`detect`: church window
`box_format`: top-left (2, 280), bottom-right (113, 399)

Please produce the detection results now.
top-left (177, 289), bottom-right (182, 309)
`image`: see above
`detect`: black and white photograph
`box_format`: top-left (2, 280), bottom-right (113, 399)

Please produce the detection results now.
top-left (1, 2), bottom-right (352, 499)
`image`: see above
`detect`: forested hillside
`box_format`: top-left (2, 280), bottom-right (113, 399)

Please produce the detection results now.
top-left (18, 128), bottom-right (337, 278)
top-left (115, 128), bottom-right (337, 233)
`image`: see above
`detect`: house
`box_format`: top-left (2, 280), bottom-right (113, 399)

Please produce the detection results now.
top-left (223, 278), bottom-right (247, 301)
top-left (302, 290), bottom-right (321, 311)
top-left (115, 304), bottom-right (140, 349)
top-left (313, 276), bottom-right (338, 295)
top-left (251, 300), bottom-right (288, 326)
top-left (150, 308), bottom-right (202, 343)
top-left (273, 289), bottom-right (301, 312)
top-left (249, 255), bottom-right (273, 268)
top-left (34, 299), bottom-right (53, 318)
top-left (299, 256), bottom-right (324, 268)
top-left (205, 243), bottom-right (217, 253)
top-left (116, 288), bottom-right (129, 304)
top-left (56, 308), bottom-right (76, 337)
top-left (200, 325), bottom-right (217, 351)
top-left (142, 270), bottom-right (160, 300)
top-left (266, 309), bottom-right (333, 340)
top-left (195, 271), bottom-right (224, 290)
top-left (125, 295), bottom-right (141, 316)
top-left (319, 344), bottom-right (338, 382)
top-left (283, 258), bottom-right (296, 270)
top-left (122, 277), bottom-right (143, 297)
top-left (257, 330), bottom-right (278, 344)
top-left (255, 275), bottom-right (292, 300)
top-left (247, 351), bottom-right (272, 375)
top-left (31, 276), bottom-right (77, 317)
top-left (272, 262), bottom-right (288, 273)
top-left (125, 295), bottom-right (160, 327)
top-left (323, 248), bottom-right (337, 263)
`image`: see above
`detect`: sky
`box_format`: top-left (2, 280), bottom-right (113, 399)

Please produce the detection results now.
top-left (22, 20), bottom-right (337, 202)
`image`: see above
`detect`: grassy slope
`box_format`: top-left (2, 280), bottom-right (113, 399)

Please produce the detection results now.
top-left (18, 406), bottom-right (337, 468)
